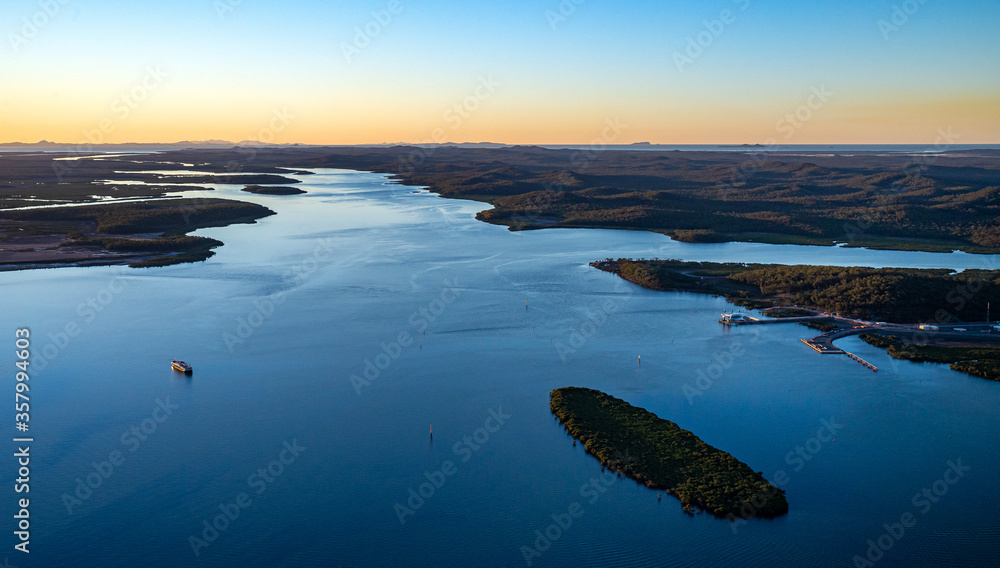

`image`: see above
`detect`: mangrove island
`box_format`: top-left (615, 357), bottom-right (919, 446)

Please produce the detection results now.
top-left (241, 185), bottom-right (307, 195)
top-left (550, 386), bottom-right (788, 519)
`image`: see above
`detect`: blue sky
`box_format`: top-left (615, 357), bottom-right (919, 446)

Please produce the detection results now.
top-left (1, 0), bottom-right (997, 143)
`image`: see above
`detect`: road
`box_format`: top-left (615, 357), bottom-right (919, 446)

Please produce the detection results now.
top-left (721, 306), bottom-right (1000, 354)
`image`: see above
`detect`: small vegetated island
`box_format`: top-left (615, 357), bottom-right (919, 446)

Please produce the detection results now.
top-left (241, 185), bottom-right (307, 195)
top-left (550, 387), bottom-right (788, 519)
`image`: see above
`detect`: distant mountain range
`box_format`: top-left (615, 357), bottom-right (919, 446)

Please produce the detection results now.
top-left (0, 140), bottom-right (304, 149)
top-left (0, 140), bottom-right (511, 150)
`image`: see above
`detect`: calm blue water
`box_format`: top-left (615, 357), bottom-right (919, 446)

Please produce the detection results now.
top-left (3, 170), bottom-right (999, 567)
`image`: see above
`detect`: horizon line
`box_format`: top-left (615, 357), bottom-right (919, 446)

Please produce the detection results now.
top-left (3, 140), bottom-right (1000, 147)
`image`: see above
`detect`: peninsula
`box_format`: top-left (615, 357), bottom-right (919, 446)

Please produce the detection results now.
top-left (592, 258), bottom-right (1000, 380)
top-left (1, 198), bottom-right (274, 270)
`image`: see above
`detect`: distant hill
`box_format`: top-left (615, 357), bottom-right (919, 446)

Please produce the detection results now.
top-left (0, 140), bottom-right (302, 150)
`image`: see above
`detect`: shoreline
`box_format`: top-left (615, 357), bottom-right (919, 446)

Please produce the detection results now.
top-left (4, 147), bottom-right (1000, 272)
top-left (592, 258), bottom-right (1000, 380)
top-left (551, 387), bottom-right (788, 519)
top-left (18, 146), bottom-right (991, 255)
top-left (0, 198), bottom-right (274, 270)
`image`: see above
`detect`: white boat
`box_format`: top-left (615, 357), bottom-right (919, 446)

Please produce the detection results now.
top-left (719, 313), bottom-right (752, 324)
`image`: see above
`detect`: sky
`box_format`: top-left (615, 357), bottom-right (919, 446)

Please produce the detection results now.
top-left (1, 0), bottom-right (998, 145)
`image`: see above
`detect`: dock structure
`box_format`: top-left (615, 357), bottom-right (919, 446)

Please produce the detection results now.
top-left (719, 313), bottom-right (759, 325)
top-left (722, 311), bottom-right (879, 372)
top-left (720, 313), bottom-right (826, 326)
top-left (718, 310), bottom-right (1000, 373)
top-left (844, 351), bottom-right (878, 372)
top-left (800, 338), bottom-right (845, 354)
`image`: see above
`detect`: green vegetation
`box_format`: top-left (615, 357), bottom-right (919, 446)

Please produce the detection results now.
top-left (763, 308), bottom-right (814, 318)
top-left (0, 152), bottom-right (211, 208)
top-left (0, 151), bottom-right (302, 208)
top-left (550, 387), bottom-right (788, 519)
top-left (951, 360), bottom-right (1000, 381)
top-left (242, 185), bottom-right (306, 195)
top-left (244, 145), bottom-right (1000, 254)
top-left (859, 334), bottom-right (1000, 381)
top-left (70, 235), bottom-right (224, 267)
top-left (762, 309), bottom-right (839, 330)
top-left (594, 258), bottom-right (1000, 323)
top-left (591, 259), bottom-right (762, 302)
top-left (1, 199), bottom-right (273, 269)
top-left (858, 334), bottom-right (903, 351)
top-left (115, 173), bottom-right (299, 185)
top-left (4, 199), bottom-right (273, 234)
top-left (0, 152), bottom-right (283, 269)
top-left (6, 147), bottom-right (1000, 254)
top-left (804, 321), bottom-right (839, 332)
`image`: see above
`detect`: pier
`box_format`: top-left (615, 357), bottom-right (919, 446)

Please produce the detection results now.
top-left (844, 351), bottom-right (878, 372)
top-left (719, 314), bottom-right (826, 326)
top-left (724, 310), bottom-right (880, 372)
top-left (800, 338), bottom-right (845, 354)
top-left (719, 309), bottom-right (1000, 373)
